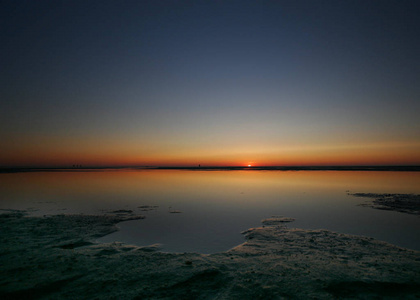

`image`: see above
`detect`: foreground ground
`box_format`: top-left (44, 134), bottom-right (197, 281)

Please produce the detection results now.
top-left (0, 211), bottom-right (419, 299)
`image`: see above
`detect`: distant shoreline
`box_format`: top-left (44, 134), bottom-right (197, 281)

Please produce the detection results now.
top-left (1, 165), bottom-right (420, 173)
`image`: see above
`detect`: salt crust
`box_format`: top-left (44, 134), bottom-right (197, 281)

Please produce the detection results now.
top-left (351, 193), bottom-right (420, 215)
top-left (0, 210), bottom-right (419, 299)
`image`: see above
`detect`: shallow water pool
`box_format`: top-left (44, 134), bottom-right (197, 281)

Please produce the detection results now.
top-left (1, 170), bottom-right (419, 253)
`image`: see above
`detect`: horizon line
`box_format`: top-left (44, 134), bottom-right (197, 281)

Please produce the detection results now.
top-left (1, 165), bottom-right (420, 173)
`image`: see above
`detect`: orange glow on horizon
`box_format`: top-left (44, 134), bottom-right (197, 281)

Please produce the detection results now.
top-left (1, 153), bottom-right (419, 168)
top-left (1, 140), bottom-right (419, 167)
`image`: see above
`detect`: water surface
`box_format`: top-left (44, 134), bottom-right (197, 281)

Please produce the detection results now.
top-left (1, 170), bottom-right (419, 253)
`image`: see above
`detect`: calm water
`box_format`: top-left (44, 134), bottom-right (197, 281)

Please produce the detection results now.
top-left (1, 170), bottom-right (419, 253)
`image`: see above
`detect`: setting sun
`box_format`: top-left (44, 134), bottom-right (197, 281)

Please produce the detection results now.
top-left (248, 164), bottom-right (252, 167)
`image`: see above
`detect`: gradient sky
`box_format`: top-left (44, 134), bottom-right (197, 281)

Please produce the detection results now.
top-left (1, 0), bottom-right (419, 167)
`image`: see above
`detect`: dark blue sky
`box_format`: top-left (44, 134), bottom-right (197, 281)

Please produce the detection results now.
top-left (1, 0), bottom-right (419, 166)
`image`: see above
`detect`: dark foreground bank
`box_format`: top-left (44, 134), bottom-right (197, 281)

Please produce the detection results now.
top-left (1, 211), bottom-right (419, 299)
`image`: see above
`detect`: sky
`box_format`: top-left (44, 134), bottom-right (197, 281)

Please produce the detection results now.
top-left (1, 0), bottom-right (419, 167)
